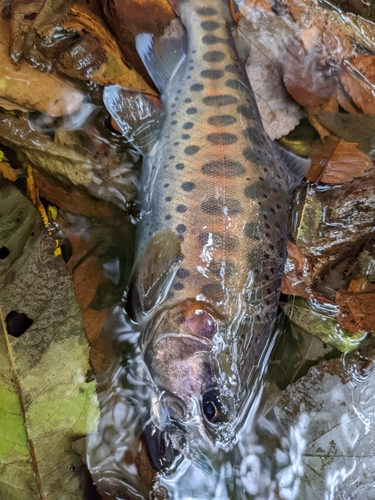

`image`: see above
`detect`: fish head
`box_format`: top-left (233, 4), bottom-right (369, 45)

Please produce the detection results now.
top-left (144, 300), bottom-right (231, 429)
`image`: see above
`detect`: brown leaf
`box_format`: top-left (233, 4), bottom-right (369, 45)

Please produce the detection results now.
top-left (336, 280), bottom-right (375, 334)
top-left (306, 96), bottom-right (338, 141)
top-left (282, 241), bottom-right (313, 298)
top-left (0, 19), bottom-right (84, 116)
top-left (240, 0), bottom-right (273, 14)
top-left (282, 32), bottom-right (337, 107)
top-left (318, 139), bottom-right (373, 184)
top-left (339, 56), bottom-right (375, 114)
top-left (307, 135), bottom-right (340, 182)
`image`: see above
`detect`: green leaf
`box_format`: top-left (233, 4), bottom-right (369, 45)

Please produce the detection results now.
top-left (282, 297), bottom-right (366, 352)
top-left (0, 183), bottom-right (98, 500)
top-left (274, 345), bottom-right (375, 499)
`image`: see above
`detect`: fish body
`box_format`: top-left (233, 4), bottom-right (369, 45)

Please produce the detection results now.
top-left (104, 0), bottom-right (308, 443)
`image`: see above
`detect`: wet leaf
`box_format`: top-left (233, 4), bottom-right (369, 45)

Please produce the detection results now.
top-left (318, 112), bottom-right (375, 157)
top-left (0, 113), bottom-right (137, 209)
top-left (0, 19), bottom-right (84, 116)
top-left (0, 183), bottom-right (98, 500)
top-left (274, 351), bottom-right (375, 499)
top-left (336, 278), bottom-right (375, 334)
top-left (318, 139), bottom-right (373, 184)
top-left (282, 297), bottom-right (366, 351)
top-left (339, 56), bottom-right (375, 114)
top-left (281, 241), bottom-right (313, 298)
top-left (238, 13), bottom-right (303, 139)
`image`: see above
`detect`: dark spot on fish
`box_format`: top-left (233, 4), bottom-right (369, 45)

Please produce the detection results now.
top-left (178, 235), bottom-right (184, 242)
top-left (164, 183), bottom-right (169, 188)
top-left (198, 232), bottom-right (238, 250)
top-left (201, 20), bottom-right (220, 31)
top-left (203, 51), bottom-right (225, 63)
top-left (185, 145), bottom-right (199, 155)
top-left (275, 221), bottom-right (280, 228)
top-left (271, 267), bottom-right (275, 274)
top-left (201, 197), bottom-right (242, 216)
top-left (167, 291), bottom-right (174, 298)
top-left (265, 274), bottom-right (270, 280)
top-left (184, 98), bottom-right (192, 103)
top-left (276, 204), bottom-right (281, 210)
top-left (203, 95), bottom-right (238, 106)
top-left (264, 253), bottom-right (270, 259)
top-left (202, 35), bottom-right (226, 45)
top-left (237, 105), bottom-right (253, 119)
top-left (176, 268), bottom-right (190, 278)
top-left (243, 148), bottom-right (268, 168)
top-left (163, 165), bottom-right (168, 169)
top-left (225, 64), bottom-right (237, 74)
top-left (176, 204), bottom-right (188, 213)
top-left (201, 160), bottom-right (245, 177)
top-left (269, 244), bottom-right (275, 250)
top-left (176, 224), bottom-right (186, 233)
top-left (171, 120), bottom-right (177, 125)
top-left (270, 208), bottom-right (276, 215)
top-left (176, 163), bottom-right (185, 170)
top-left (189, 66), bottom-right (194, 71)
top-left (244, 181), bottom-right (265, 199)
top-left (177, 89), bottom-right (182, 94)
top-left (173, 142), bottom-right (180, 146)
top-left (183, 122), bottom-right (194, 130)
top-left (265, 223), bottom-right (270, 229)
top-left (187, 75), bottom-right (192, 79)
top-left (267, 288), bottom-right (272, 295)
top-left (244, 221), bottom-right (260, 240)
top-left (207, 115), bottom-right (236, 126)
top-left (169, 155), bottom-right (175, 160)
top-left (191, 83), bottom-right (204, 91)
top-left (174, 283), bottom-right (184, 290)
top-left (247, 248), bottom-right (259, 266)
top-left (182, 134), bottom-right (190, 139)
top-left (207, 133), bottom-right (238, 145)
top-left (171, 112), bottom-right (176, 116)
top-left (186, 107), bottom-right (197, 114)
top-left (197, 7), bottom-right (218, 15)
top-left (201, 69), bottom-right (224, 79)
top-left (225, 79), bottom-right (247, 91)
top-left (208, 261), bottom-right (237, 278)
top-left (181, 181), bottom-right (196, 191)
top-left (165, 196), bottom-right (172, 202)
top-left (165, 214), bottom-right (172, 220)
top-left (201, 283), bottom-right (224, 301)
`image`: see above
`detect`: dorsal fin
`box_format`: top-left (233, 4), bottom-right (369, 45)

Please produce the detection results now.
top-left (136, 33), bottom-right (187, 93)
top-left (103, 85), bottom-right (164, 155)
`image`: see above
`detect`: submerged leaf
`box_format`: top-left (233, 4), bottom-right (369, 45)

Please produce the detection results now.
top-left (339, 56), bottom-right (375, 114)
top-left (0, 184), bottom-right (98, 499)
top-left (274, 351), bottom-right (375, 499)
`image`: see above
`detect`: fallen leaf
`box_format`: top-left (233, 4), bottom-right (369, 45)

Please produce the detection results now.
top-left (307, 135), bottom-right (340, 182)
top-left (238, 12), bottom-right (303, 139)
top-left (336, 280), bottom-right (375, 334)
top-left (318, 139), bottom-right (373, 184)
top-left (281, 241), bottom-right (313, 298)
top-left (274, 352), bottom-right (375, 499)
top-left (0, 183), bottom-right (98, 499)
top-left (282, 297), bottom-right (366, 351)
top-left (0, 19), bottom-right (84, 116)
top-left (339, 56), bottom-right (375, 114)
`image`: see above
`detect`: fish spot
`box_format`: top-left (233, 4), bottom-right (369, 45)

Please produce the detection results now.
top-left (207, 133), bottom-right (238, 145)
top-left (203, 95), bottom-right (238, 107)
top-left (267, 288), bottom-right (272, 295)
top-left (176, 268), bottom-right (190, 279)
top-left (185, 145), bottom-right (199, 155)
top-left (201, 160), bottom-right (245, 177)
top-left (191, 83), bottom-right (204, 91)
top-left (244, 181), bottom-right (267, 199)
top-left (174, 282), bottom-right (184, 290)
top-left (181, 134), bottom-right (190, 139)
top-left (176, 204), bottom-right (188, 213)
top-left (186, 107), bottom-right (197, 114)
top-left (198, 232), bottom-right (238, 250)
top-left (171, 120), bottom-right (177, 125)
top-left (189, 66), bottom-right (194, 71)
top-left (171, 111), bottom-right (176, 116)
top-left (163, 183), bottom-right (169, 188)
top-left (202, 35), bottom-right (227, 45)
top-left (225, 79), bottom-right (247, 91)
top-left (201, 20), bottom-right (220, 30)
top-left (201, 283), bottom-right (224, 302)
top-left (201, 197), bottom-right (242, 216)
top-left (275, 221), bottom-right (280, 228)
top-left (181, 181), bottom-right (196, 191)
top-left (165, 196), bottom-right (172, 202)
top-left (243, 147), bottom-right (268, 168)
top-left (237, 105), bottom-right (253, 119)
top-left (203, 51), bottom-right (225, 62)
top-left (169, 155), bottom-right (175, 160)
top-left (276, 204), bottom-right (282, 210)
top-left (175, 163), bottom-right (185, 170)
top-left (197, 7), bottom-right (218, 15)
top-left (225, 64), bottom-right (237, 74)
top-left (265, 223), bottom-right (270, 229)
top-left (183, 122), bottom-right (194, 130)
top-left (165, 214), bottom-right (172, 220)
top-left (247, 248), bottom-right (259, 267)
top-left (207, 115), bottom-right (236, 126)
top-left (208, 261), bottom-right (237, 278)
top-left (269, 244), bottom-right (275, 250)
top-left (264, 253), bottom-right (270, 259)
top-left (176, 224), bottom-right (187, 233)
top-left (270, 207), bottom-right (276, 214)
top-left (244, 221), bottom-right (261, 240)
top-left (201, 69), bottom-right (224, 80)
top-left (184, 98), bottom-right (192, 103)
top-left (173, 141), bottom-right (180, 146)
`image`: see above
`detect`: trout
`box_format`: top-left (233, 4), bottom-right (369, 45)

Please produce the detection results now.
top-left (104, 0), bottom-right (309, 446)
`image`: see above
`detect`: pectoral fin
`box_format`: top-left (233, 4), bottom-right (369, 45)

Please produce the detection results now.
top-left (103, 85), bottom-right (164, 155)
top-left (127, 231), bottom-right (181, 319)
top-left (275, 144), bottom-right (311, 191)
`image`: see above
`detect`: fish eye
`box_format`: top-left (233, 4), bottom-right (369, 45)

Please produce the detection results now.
top-left (202, 392), bottom-right (223, 424)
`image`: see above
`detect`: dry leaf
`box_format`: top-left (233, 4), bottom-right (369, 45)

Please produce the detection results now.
top-left (339, 56), bottom-right (375, 114)
top-left (318, 139), bottom-right (373, 184)
top-left (0, 19), bottom-right (84, 116)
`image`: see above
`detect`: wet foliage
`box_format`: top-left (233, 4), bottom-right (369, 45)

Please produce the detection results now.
top-left (0, 0), bottom-right (375, 498)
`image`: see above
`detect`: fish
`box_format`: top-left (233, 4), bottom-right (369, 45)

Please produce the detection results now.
top-left (103, 0), bottom-right (309, 447)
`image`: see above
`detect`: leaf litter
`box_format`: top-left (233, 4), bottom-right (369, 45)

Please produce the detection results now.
top-left (1, 0), bottom-right (375, 497)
